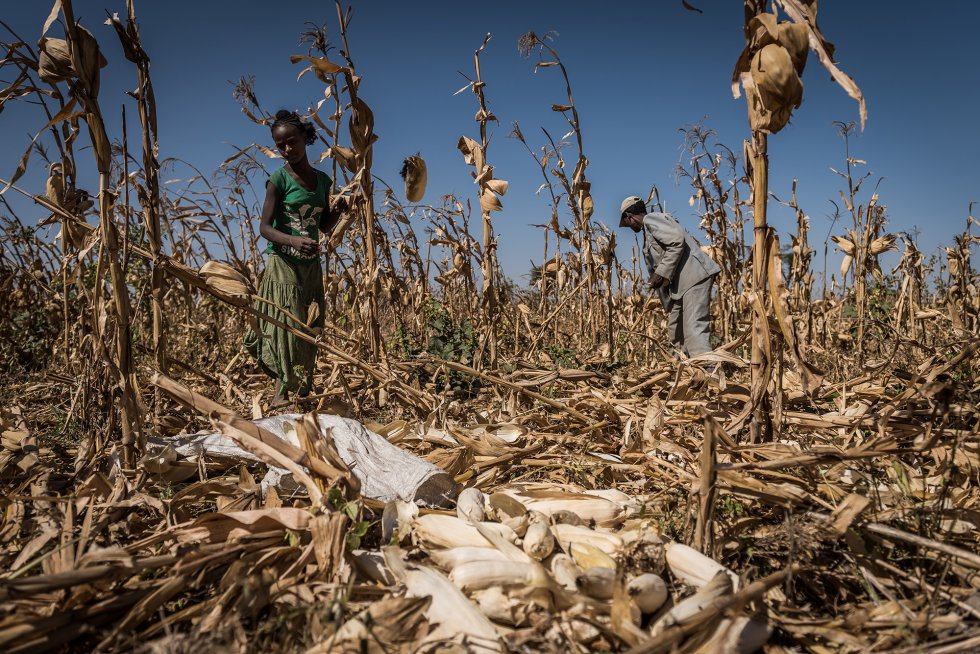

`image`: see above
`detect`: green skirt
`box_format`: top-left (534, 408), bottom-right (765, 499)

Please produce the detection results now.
top-left (244, 253), bottom-right (325, 395)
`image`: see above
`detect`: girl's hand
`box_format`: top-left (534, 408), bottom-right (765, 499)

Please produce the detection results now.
top-left (292, 235), bottom-right (319, 257)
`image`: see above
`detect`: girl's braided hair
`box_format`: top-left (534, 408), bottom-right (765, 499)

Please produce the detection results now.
top-left (271, 109), bottom-right (316, 145)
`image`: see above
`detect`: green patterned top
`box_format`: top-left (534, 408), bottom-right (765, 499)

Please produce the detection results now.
top-left (266, 166), bottom-right (332, 265)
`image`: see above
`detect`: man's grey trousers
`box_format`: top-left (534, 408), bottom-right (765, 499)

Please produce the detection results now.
top-left (661, 275), bottom-right (715, 357)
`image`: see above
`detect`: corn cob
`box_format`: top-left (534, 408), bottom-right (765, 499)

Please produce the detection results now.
top-left (413, 514), bottom-right (518, 549)
top-left (664, 541), bottom-right (739, 590)
top-left (628, 573), bottom-right (668, 614)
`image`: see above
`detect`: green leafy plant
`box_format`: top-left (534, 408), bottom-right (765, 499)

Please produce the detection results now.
top-left (329, 487), bottom-right (370, 549)
top-left (424, 300), bottom-right (480, 393)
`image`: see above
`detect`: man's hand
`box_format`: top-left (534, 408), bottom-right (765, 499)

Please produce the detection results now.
top-left (650, 273), bottom-right (670, 289)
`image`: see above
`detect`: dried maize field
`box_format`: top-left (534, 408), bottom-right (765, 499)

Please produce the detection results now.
top-left (1, 1), bottom-right (979, 653)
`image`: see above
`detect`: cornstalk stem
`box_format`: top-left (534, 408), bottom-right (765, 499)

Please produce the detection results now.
top-left (749, 130), bottom-right (771, 443)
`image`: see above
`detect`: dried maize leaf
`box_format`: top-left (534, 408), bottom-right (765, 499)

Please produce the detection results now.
top-left (457, 135), bottom-right (485, 173)
top-left (289, 54), bottom-right (345, 76)
top-left (777, 21), bottom-right (809, 74)
top-left (425, 446), bottom-right (474, 476)
top-left (200, 261), bottom-right (249, 285)
top-left (747, 13), bottom-right (780, 49)
top-left (766, 230), bottom-right (824, 394)
top-left (776, 0), bottom-right (867, 128)
top-left (74, 24), bottom-right (107, 95)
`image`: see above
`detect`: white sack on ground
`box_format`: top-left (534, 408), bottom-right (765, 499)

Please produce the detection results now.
top-left (149, 413), bottom-right (458, 507)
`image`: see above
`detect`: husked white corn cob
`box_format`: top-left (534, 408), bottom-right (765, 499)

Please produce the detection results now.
top-left (522, 519), bottom-right (555, 560)
top-left (628, 573), bottom-right (668, 614)
top-left (428, 546), bottom-right (511, 571)
top-left (552, 523), bottom-right (623, 555)
top-left (664, 541), bottom-right (739, 590)
top-left (575, 566), bottom-right (616, 599)
top-left (413, 514), bottom-right (519, 549)
top-left (548, 553), bottom-right (582, 591)
top-left (501, 490), bottom-right (622, 524)
top-left (449, 560), bottom-right (544, 592)
top-left (502, 513), bottom-right (529, 538)
top-left (457, 487), bottom-right (487, 522)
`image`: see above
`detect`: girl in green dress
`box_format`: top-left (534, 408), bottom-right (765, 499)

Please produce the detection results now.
top-left (245, 110), bottom-right (343, 404)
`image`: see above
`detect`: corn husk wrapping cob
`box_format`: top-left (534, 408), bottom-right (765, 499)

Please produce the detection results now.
top-left (400, 154), bottom-right (427, 203)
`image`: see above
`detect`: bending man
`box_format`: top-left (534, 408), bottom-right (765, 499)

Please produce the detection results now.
top-left (619, 196), bottom-right (720, 358)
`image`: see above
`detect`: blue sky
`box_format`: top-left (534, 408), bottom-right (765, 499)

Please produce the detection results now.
top-left (2, 1), bottom-right (977, 284)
